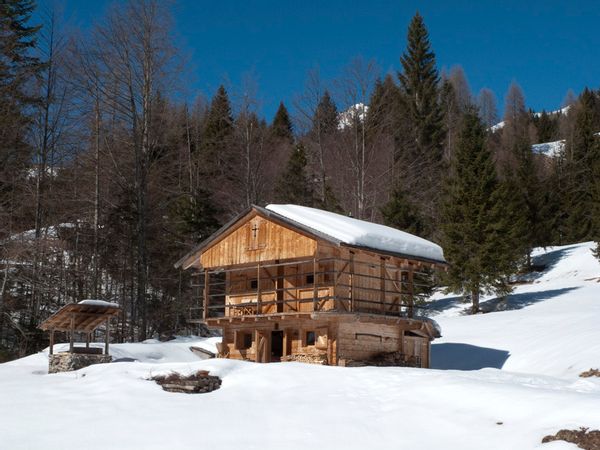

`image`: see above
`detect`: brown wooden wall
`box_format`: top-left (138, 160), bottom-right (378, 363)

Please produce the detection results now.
top-left (199, 213), bottom-right (317, 268)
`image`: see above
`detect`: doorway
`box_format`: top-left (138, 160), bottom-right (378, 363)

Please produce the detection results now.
top-left (271, 330), bottom-right (284, 361)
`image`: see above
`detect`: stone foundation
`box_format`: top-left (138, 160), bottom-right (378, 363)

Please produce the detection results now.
top-left (49, 352), bottom-right (112, 373)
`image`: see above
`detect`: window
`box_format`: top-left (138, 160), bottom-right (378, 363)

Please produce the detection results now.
top-left (306, 274), bottom-right (314, 285)
top-left (236, 331), bottom-right (253, 350)
top-left (306, 331), bottom-right (316, 346)
top-left (250, 279), bottom-right (258, 289)
top-left (243, 333), bottom-right (253, 349)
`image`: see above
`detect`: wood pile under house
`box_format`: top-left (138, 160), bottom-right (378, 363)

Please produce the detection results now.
top-left (175, 204), bottom-right (446, 367)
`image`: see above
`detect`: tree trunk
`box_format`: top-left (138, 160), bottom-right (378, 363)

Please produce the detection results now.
top-left (471, 289), bottom-right (480, 314)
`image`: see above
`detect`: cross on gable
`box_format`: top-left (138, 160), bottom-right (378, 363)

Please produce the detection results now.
top-left (251, 222), bottom-right (259, 239)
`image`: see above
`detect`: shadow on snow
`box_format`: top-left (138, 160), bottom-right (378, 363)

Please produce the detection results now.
top-left (426, 287), bottom-right (579, 315)
top-left (430, 343), bottom-right (510, 370)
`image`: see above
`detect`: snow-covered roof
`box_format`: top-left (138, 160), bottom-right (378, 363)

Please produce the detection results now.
top-left (78, 299), bottom-right (120, 308)
top-left (265, 204), bottom-right (445, 263)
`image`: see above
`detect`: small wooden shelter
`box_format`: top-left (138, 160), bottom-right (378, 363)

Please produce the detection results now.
top-left (176, 204), bottom-right (446, 367)
top-left (39, 301), bottom-right (120, 372)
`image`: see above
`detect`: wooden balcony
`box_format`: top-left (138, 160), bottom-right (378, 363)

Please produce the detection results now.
top-left (189, 256), bottom-right (434, 325)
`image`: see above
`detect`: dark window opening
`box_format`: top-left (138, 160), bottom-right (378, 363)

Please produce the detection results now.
top-left (243, 333), bottom-right (253, 349)
top-left (306, 331), bottom-right (316, 346)
top-left (306, 274), bottom-right (314, 285)
top-left (250, 279), bottom-right (258, 289)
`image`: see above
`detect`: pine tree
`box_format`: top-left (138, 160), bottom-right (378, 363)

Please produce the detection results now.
top-left (564, 89), bottom-right (600, 242)
top-left (477, 88), bottom-right (498, 127)
top-left (201, 85), bottom-right (234, 177)
top-left (271, 101), bottom-right (294, 143)
top-left (440, 109), bottom-right (521, 314)
top-left (381, 185), bottom-right (426, 237)
top-left (173, 188), bottom-right (221, 243)
top-left (309, 90), bottom-right (340, 209)
top-left (0, 0), bottom-right (43, 197)
top-left (398, 12), bottom-right (445, 166)
top-left (312, 90), bottom-right (338, 136)
top-left (395, 12), bottom-right (445, 236)
top-left (274, 143), bottom-right (314, 206)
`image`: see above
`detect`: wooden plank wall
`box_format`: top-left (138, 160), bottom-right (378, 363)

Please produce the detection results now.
top-left (200, 214), bottom-right (317, 268)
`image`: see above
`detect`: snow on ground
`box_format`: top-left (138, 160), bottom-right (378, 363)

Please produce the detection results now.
top-left (1, 243), bottom-right (600, 450)
top-left (266, 204), bottom-right (445, 262)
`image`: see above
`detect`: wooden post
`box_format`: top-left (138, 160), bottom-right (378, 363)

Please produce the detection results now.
top-left (203, 269), bottom-right (209, 321)
top-left (283, 329), bottom-right (288, 358)
top-left (105, 318), bottom-right (110, 355)
top-left (254, 330), bottom-right (260, 362)
top-left (69, 314), bottom-right (75, 353)
top-left (313, 257), bottom-right (318, 311)
top-left (408, 267), bottom-right (414, 318)
top-left (49, 329), bottom-right (54, 355)
top-left (85, 332), bottom-right (90, 350)
top-left (380, 258), bottom-right (386, 314)
top-left (349, 252), bottom-right (355, 312)
top-left (256, 261), bottom-right (262, 315)
top-left (276, 261), bottom-right (284, 313)
top-left (398, 269), bottom-right (403, 316)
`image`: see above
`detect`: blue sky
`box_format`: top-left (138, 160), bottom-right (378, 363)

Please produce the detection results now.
top-left (41, 0), bottom-right (600, 121)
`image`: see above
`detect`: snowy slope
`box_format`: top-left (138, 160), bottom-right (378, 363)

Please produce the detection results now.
top-left (532, 139), bottom-right (565, 158)
top-left (266, 204), bottom-right (445, 262)
top-left (1, 243), bottom-right (600, 450)
top-left (429, 242), bottom-right (600, 377)
top-left (490, 106), bottom-right (571, 132)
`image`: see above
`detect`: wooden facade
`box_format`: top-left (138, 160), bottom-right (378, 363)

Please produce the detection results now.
top-left (176, 206), bottom-right (444, 368)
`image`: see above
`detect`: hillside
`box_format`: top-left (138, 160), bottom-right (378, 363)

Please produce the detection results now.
top-left (1, 243), bottom-right (599, 449)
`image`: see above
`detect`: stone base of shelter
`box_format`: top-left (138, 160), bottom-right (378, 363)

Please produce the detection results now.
top-left (49, 352), bottom-right (112, 373)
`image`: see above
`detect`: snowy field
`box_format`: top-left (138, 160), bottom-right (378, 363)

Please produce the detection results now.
top-left (1, 243), bottom-right (600, 449)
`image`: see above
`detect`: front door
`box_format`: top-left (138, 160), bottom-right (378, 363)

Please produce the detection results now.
top-left (271, 330), bottom-right (284, 362)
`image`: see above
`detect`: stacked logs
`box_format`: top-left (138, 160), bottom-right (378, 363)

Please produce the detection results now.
top-left (153, 370), bottom-right (222, 394)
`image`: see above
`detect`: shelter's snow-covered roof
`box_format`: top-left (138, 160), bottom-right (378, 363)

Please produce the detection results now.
top-left (265, 204), bottom-right (445, 263)
top-left (78, 299), bottom-right (120, 308)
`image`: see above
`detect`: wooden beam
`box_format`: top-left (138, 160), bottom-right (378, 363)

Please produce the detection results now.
top-left (349, 252), bottom-right (355, 312)
top-left (408, 267), bottom-right (414, 318)
top-left (203, 269), bottom-right (210, 321)
top-left (69, 314), bottom-right (75, 353)
top-left (256, 261), bottom-right (262, 315)
top-left (104, 318), bottom-right (110, 355)
top-left (380, 257), bottom-right (386, 313)
top-left (49, 329), bottom-right (54, 355)
top-left (313, 257), bottom-right (318, 312)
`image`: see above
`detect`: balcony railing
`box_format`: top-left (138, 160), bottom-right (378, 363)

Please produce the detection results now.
top-left (189, 256), bottom-right (434, 322)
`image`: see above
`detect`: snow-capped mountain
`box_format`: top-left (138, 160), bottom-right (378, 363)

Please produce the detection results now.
top-left (338, 103), bottom-right (369, 129)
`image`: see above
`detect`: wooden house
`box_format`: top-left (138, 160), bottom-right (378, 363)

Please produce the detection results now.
top-left (175, 204), bottom-right (446, 367)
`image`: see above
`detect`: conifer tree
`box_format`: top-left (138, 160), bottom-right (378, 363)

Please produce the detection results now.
top-left (395, 12), bottom-right (445, 236)
top-left (201, 85), bottom-right (234, 177)
top-left (309, 90), bottom-right (340, 210)
top-left (271, 101), bottom-right (294, 143)
top-left (398, 12), bottom-right (445, 166)
top-left (0, 0), bottom-right (43, 197)
top-left (312, 90), bottom-right (338, 136)
top-left (440, 109), bottom-right (521, 314)
top-left (381, 185), bottom-right (426, 237)
top-left (274, 143), bottom-right (314, 206)
top-left (173, 188), bottom-right (221, 243)
top-left (564, 89), bottom-right (600, 242)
